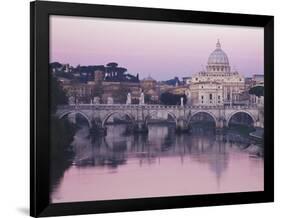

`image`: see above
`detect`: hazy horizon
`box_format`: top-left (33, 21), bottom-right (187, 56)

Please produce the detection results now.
top-left (50, 15), bottom-right (264, 80)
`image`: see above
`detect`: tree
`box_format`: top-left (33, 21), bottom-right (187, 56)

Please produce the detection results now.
top-left (145, 94), bottom-right (152, 104)
top-left (50, 75), bottom-right (76, 160)
top-left (249, 86), bottom-right (264, 97)
top-left (160, 92), bottom-right (187, 105)
top-left (106, 62), bottom-right (118, 68)
top-left (50, 62), bottom-right (62, 69)
top-left (92, 80), bottom-right (104, 100)
top-left (51, 76), bottom-right (68, 113)
top-left (163, 77), bottom-right (181, 86)
top-left (105, 62), bottom-right (118, 81)
top-left (117, 67), bottom-right (127, 74)
top-left (112, 85), bottom-right (130, 104)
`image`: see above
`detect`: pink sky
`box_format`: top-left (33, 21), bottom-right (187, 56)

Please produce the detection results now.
top-left (50, 15), bottom-right (264, 80)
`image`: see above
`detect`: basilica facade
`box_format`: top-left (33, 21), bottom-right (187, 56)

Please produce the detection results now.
top-left (189, 40), bottom-right (245, 106)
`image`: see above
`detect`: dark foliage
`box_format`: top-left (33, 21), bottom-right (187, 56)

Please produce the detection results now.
top-left (50, 62), bottom-right (62, 69)
top-left (78, 65), bottom-right (105, 73)
top-left (106, 62), bottom-right (118, 68)
top-left (163, 77), bottom-right (181, 86)
top-left (249, 86), bottom-right (264, 97)
top-left (50, 76), bottom-right (76, 186)
top-left (112, 85), bottom-right (130, 104)
top-left (92, 80), bottom-right (104, 99)
top-left (160, 92), bottom-right (187, 105)
top-left (51, 76), bottom-right (68, 113)
top-left (50, 61), bottom-right (139, 83)
top-left (50, 117), bottom-right (76, 160)
top-left (55, 71), bottom-right (75, 80)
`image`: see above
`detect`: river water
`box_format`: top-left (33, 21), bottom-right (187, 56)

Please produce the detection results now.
top-left (51, 124), bottom-right (264, 203)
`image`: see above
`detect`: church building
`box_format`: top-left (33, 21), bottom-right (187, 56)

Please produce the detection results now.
top-left (190, 40), bottom-right (245, 106)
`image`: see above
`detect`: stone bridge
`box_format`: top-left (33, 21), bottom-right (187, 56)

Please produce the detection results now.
top-left (56, 104), bottom-right (263, 134)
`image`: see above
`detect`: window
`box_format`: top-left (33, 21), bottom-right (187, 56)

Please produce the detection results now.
top-left (201, 95), bottom-right (204, 99)
top-left (227, 94), bottom-right (230, 100)
top-left (201, 86), bottom-right (204, 88)
top-left (218, 95), bottom-right (220, 99)
top-left (209, 94), bottom-right (212, 100)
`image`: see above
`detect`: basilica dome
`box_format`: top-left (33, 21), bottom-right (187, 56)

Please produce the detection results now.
top-left (206, 40), bottom-right (231, 73)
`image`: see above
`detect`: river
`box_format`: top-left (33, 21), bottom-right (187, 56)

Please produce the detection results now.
top-left (51, 124), bottom-right (264, 203)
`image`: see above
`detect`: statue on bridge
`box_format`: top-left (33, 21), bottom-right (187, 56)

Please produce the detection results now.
top-left (68, 96), bottom-right (75, 105)
top-left (107, 97), bottom-right (114, 104)
top-left (93, 97), bottom-right (100, 104)
top-left (184, 89), bottom-right (190, 105)
top-left (139, 92), bottom-right (145, 105)
top-left (180, 97), bottom-right (184, 107)
top-left (126, 93), bottom-right (132, 105)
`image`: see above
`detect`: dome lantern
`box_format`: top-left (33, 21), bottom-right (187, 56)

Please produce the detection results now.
top-left (216, 39), bottom-right (221, 49)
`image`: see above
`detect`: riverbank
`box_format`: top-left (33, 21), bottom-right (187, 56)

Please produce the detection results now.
top-left (249, 127), bottom-right (264, 140)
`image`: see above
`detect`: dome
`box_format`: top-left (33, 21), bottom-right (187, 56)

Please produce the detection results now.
top-left (143, 75), bottom-right (155, 81)
top-left (207, 40), bottom-right (229, 65)
top-left (206, 40), bottom-right (231, 73)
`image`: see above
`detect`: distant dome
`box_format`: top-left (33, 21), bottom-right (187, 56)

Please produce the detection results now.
top-left (206, 40), bottom-right (231, 73)
top-left (208, 40), bottom-right (229, 65)
top-left (143, 75), bottom-right (155, 81)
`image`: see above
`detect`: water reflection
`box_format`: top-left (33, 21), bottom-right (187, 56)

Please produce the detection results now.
top-left (51, 124), bottom-right (264, 203)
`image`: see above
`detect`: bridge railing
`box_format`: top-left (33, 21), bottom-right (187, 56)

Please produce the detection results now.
top-left (57, 104), bottom-right (259, 110)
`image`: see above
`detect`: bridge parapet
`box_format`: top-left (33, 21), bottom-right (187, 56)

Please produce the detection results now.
top-left (57, 104), bottom-right (259, 111)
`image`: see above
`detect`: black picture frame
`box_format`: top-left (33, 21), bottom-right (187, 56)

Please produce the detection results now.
top-left (30, 1), bottom-right (274, 217)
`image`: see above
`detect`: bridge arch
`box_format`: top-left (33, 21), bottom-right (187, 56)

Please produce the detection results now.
top-left (145, 111), bottom-right (177, 125)
top-left (102, 111), bottom-right (135, 128)
top-left (58, 110), bottom-right (92, 128)
top-left (226, 110), bottom-right (256, 127)
top-left (188, 110), bottom-right (218, 127)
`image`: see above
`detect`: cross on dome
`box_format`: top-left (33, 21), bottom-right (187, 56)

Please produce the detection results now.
top-left (216, 39), bottom-right (221, 49)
